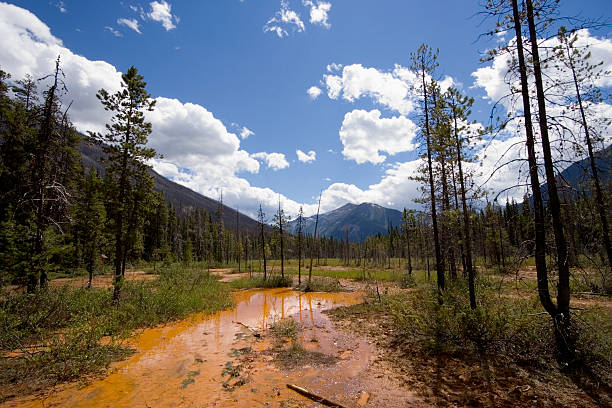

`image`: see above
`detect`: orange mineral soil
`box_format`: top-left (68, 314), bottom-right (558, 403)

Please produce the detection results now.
top-left (3, 288), bottom-right (425, 408)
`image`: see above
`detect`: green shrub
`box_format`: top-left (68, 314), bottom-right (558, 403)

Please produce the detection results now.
top-left (0, 265), bottom-right (233, 399)
top-left (387, 277), bottom-right (554, 361)
top-left (230, 274), bottom-right (293, 289)
top-left (396, 273), bottom-right (416, 288)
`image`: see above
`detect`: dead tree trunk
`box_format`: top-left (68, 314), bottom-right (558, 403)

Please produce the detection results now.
top-left (525, 0), bottom-right (571, 328)
top-left (510, 0), bottom-right (557, 319)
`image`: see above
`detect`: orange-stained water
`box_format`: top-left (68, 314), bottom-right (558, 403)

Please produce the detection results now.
top-left (4, 289), bottom-right (376, 408)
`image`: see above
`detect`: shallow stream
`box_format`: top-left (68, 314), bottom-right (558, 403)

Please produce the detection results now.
top-left (6, 288), bottom-right (379, 408)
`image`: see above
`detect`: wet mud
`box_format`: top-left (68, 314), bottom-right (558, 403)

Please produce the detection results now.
top-left (3, 288), bottom-right (425, 408)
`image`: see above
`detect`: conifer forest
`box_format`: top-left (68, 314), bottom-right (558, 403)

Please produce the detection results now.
top-left (0, 0), bottom-right (611, 407)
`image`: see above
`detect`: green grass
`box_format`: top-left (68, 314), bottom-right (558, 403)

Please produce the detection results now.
top-left (267, 317), bottom-right (337, 369)
top-left (270, 318), bottom-right (299, 341)
top-left (0, 265), bottom-right (233, 400)
top-left (139, 257), bottom-right (437, 283)
top-left (281, 265), bottom-right (409, 282)
top-left (296, 276), bottom-right (343, 292)
top-left (272, 341), bottom-right (337, 369)
top-left (387, 278), bottom-right (553, 358)
top-left (334, 270), bottom-right (611, 371)
top-left (229, 274), bottom-right (293, 289)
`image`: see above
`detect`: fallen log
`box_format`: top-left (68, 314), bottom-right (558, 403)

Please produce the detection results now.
top-left (286, 384), bottom-right (347, 408)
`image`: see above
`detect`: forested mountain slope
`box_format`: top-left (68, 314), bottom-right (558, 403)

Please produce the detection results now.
top-left (79, 140), bottom-right (261, 231)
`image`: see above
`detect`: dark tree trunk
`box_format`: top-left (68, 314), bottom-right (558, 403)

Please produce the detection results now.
top-left (298, 232), bottom-right (302, 285)
top-left (440, 151), bottom-right (456, 280)
top-left (421, 64), bottom-right (445, 292)
top-left (525, 0), bottom-right (571, 323)
top-left (406, 231), bottom-right (413, 275)
top-left (452, 107), bottom-right (476, 308)
top-left (236, 209), bottom-right (241, 273)
top-left (279, 204), bottom-right (284, 278)
top-left (260, 222), bottom-right (266, 280)
top-left (309, 193), bottom-right (322, 282)
top-left (511, 0), bottom-right (556, 317)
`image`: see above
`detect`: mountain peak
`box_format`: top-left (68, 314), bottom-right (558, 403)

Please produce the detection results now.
top-left (289, 201), bottom-right (403, 242)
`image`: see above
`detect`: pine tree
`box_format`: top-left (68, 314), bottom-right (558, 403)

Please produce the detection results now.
top-left (411, 44), bottom-right (445, 294)
top-left (445, 87), bottom-right (478, 308)
top-left (296, 206), bottom-right (304, 285)
top-left (274, 197), bottom-right (287, 278)
top-left (524, 0), bottom-right (571, 334)
top-left (1, 65), bottom-right (80, 290)
top-left (257, 205), bottom-right (267, 280)
top-left (30, 57), bottom-right (81, 290)
top-left (309, 191), bottom-right (323, 282)
top-left (92, 66), bottom-right (157, 301)
top-left (12, 74), bottom-right (36, 107)
top-left (75, 167), bottom-right (106, 288)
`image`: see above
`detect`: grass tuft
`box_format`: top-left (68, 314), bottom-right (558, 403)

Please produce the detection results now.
top-left (0, 265), bottom-right (232, 401)
top-left (270, 319), bottom-right (299, 341)
top-left (229, 274), bottom-right (293, 289)
top-left (297, 277), bottom-right (343, 292)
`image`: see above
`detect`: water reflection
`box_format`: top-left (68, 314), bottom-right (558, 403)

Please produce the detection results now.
top-left (6, 289), bottom-right (364, 408)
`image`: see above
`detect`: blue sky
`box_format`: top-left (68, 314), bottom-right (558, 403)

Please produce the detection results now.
top-left (1, 1), bottom-right (611, 218)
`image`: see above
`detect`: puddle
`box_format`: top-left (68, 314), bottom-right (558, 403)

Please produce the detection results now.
top-left (4, 289), bottom-right (379, 408)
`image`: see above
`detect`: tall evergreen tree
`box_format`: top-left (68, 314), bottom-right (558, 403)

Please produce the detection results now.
top-left (274, 197), bottom-right (287, 278)
top-left (30, 58), bottom-right (81, 290)
top-left (411, 44), bottom-right (445, 293)
top-left (75, 167), bottom-right (106, 288)
top-left (446, 87), bottom-right (478, 308)
top-left (296, 206), bottom-right (304, 285)
top-left (257, 204), bottom-right (267, 280)
top-left (92, 66), bottom-right (157, 301)
top-left (309, 191), bottom-right (323, 282)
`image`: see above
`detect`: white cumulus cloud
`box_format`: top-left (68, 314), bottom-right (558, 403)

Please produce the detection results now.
top-left (303, 0), bottom-right (331, 28)
top-left (307, 85), bottom-right (322, 99)
top-left (322, 63), bottom-right (455, 116)
top-left (296, 149), bottom-right (316, 163)
top-left (251, 152), bottom-right (290, 171)
top-left (317, 159), bottom-right (423, 212)
top-left (323, 64), bottom-right (418, 115)
top-left (339, 109), bottom-right (418, 165)
top-left (148, 1), bottom-right (179, 31)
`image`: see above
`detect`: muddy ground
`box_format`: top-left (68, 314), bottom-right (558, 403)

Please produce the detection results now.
top-left (1, 268), bottom-right (609, 407)
top-left (1, 279), bottom-right (426, 408)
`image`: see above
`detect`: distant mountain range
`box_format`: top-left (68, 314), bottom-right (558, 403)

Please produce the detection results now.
top-left (79, 140), bottom-right (262, 231)
top-left (82, 139), bottom-right (404, 239)
top-left (541, 144), bottom-right (611, 200)
top-left (81, 136), bottom-right (611, 241)
top-left (287, 202), bottom-right (403, 242)
top-left (286, 147), bottom-right (612, 242)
